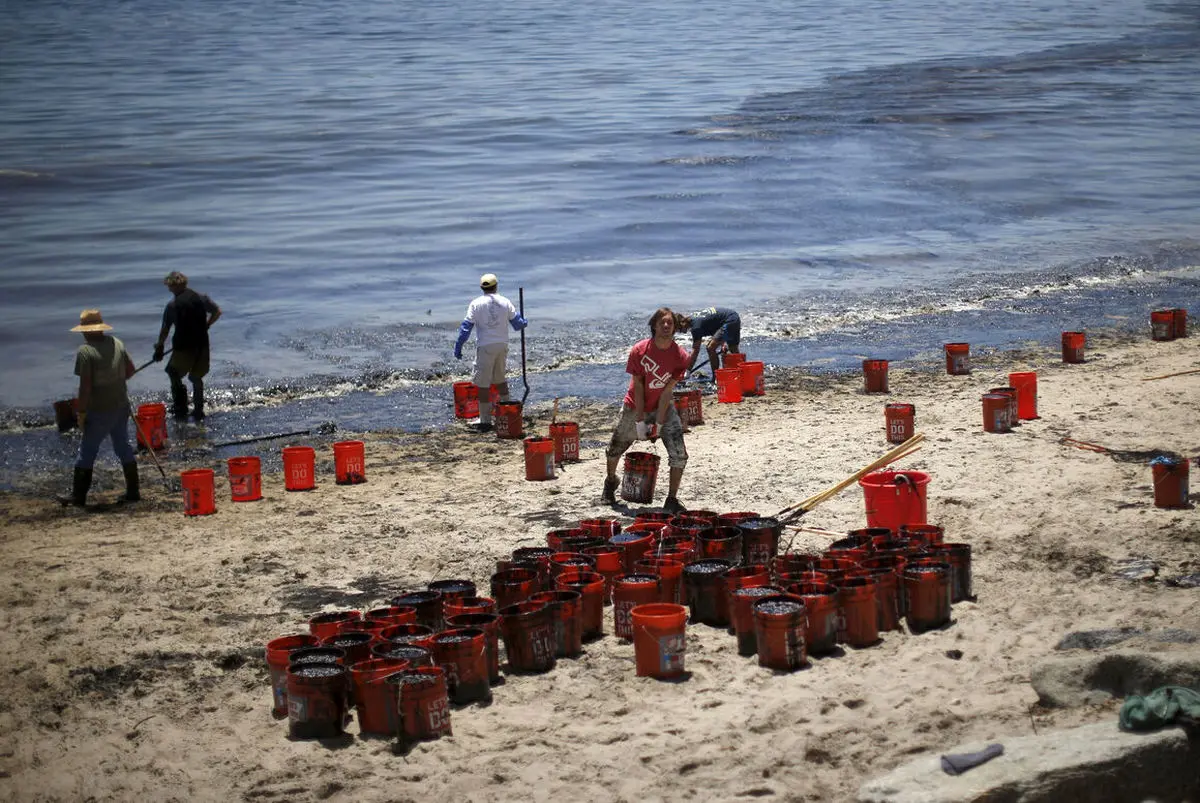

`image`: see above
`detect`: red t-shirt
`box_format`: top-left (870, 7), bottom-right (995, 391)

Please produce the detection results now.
top-left (623, 337), bottom-right (690, 413)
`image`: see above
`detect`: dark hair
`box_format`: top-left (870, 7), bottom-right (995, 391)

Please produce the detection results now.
top-left (648, 307), bottom-right (675, 334)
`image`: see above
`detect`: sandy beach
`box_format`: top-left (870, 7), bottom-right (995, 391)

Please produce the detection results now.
top-left (1, 329), bottom-right (1197, 802)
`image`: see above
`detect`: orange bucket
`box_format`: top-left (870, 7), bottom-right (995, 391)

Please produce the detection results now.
top-left (430, 627), bottom-right (491, 704)
top-left (1007, 371), bottom-right (1038, 420)
top-left (282, 445), bottom-right (316, 491)
top-left (904, 563), bottom-right (952, 633)
top-left (680, 388), bottom-right (703, 425)
top-left (867, 568), bottom-right (902, 631)
top-left (498, 600), bottom-right (556, 673)
top-left (389, 666), bottom-right (452, 744)
top-left (982, 393), bottom-right (1011, 433)
top-left (631, 603), bottom-right (688, 678)
top-left (786, 582), bottom-right (841, 655)
top-left (549, 421), bottom-right (580, 463)
top-left (286, 663), bottom-right (348, 739)
top-left (444, 612), bottom-right (502, 683)
top-left (265, 633), bottom-right (319, 718)
top-left (635, 557), bottom-right (684, 605)
top-left (620, 451), bottom-right (660, 504)
top-left (862, 359), bottom-right (888, 393)
top-left (1172, 308), bottom-right (1188, 337)
top-left (1151, 310), bottom-right (1176, 341)
top-left (943, 343), bottom-right (970, 375)
top-left (527, 590), bottom-right (583, 659)
top-left (836, 576), bottom-right (880, 647)
top-left (555, 570), bottom-right (605, 640)
top-left (180, 468), bottom-right (216, 516)
top-left (1061, 331), bottom-right (1086, 363)
top-left (612, 574), bottom-right (662, 640)
top-left (741, 361), bottom-right (765, 396)
top-left (753, 594), bottom-right (808, 671)
top-left (494, 401), bottom-right (523, 439)
top-left (724, 352), bottom-right (746, 371)
top-left (489, 567), bottom-right (539, 611)
top-left (227, 456), bottom-right (262, 502)
top-left (859, 470), bottom-right (929, 532)
top-left (672, 393), bottom-right (691, 432)
top-left (988, 386), bottom-right (1018, 429)
top-left (453, 381), bottom-right (478, 419)
top-left (333, 440), bottom-right (366, 484)
top-left (884, 402), bottom-right (915, 444)
top-left (135, 402), bottom-right (168, 451)
top-left (715, 368), bottom-right (743, 403)
top-left (523, 436), bottom-right (555, 481)
top-left (1152, 458), bottom-right (1190, 509)
top-left (350, 657), bottom-right (410, 735)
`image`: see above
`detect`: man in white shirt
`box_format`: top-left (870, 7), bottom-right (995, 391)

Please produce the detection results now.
top-left (454, 273), bottom-right (528, 431)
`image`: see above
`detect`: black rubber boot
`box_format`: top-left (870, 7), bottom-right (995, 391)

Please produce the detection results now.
top-left (170, 383), bottom-right (189, 419)
top-left (58, 467), bottom-right (92, 507)
top-left (191, 379), bottom-right (205, 420)
top-left (121, 462), bottom-right (141, 502)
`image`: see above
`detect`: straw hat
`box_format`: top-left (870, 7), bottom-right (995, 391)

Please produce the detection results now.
top-left (480, 273), bottom-right (498, 290)
top-left (70, 309), bottom-right (113, 333)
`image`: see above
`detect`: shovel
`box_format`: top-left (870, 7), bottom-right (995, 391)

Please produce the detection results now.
top-left (130, 413), bottom-right (180, 491)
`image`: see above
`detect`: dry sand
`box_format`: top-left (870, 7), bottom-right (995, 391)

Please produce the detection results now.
top-left (1, 329), bottom-right (1197, 802)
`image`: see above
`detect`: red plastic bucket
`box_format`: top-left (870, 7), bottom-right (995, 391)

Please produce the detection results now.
top-left (715, 368), bottom-right (743, 403)
top-left (927, 543), bottom-right (974, 602)
top-left (266, 633), bottom-right (319, 718)
top-left (319, 631), bottom-right (374, 667)
top-left (753, 594), bottom-right (808, 671)
top-left (943, 343), bottom-right (970, 375)
top-left (227, 456), bottom-right (262, 502)
top-left (453, 381), bottom-right (478, 419)
top-left (631, 603), bottom-right (688, 678)
top-left (837, 576), bottom-right (880, 647)
top-left (389, 666), bottom-right (452, 744)
top-left (584, 545), bottom-right (623, 600)
top-left (430, 627), bottom-right (491, 704)
top-left (494, 401), bottom-right (523, 439)
top-left (786, 581), bottom-right (840, 655)
top-left (988, 386), bottom-right (1019, 430)
top-left (609, 529), bottom-right (655, 574)
top-left (444, 612), bottom-right (502, 683)
top-left (735, 517), bottom-right (781, 566)
top-left (282, 445), bottom-right (316, 491)
top-left (549, 421), bottom-right (580, 463)
top-left (862, 359), bottom-right (888, 393)
top-left (621, 451), bottom-right (660, 503)
top-left (696, 526), bottom-right (743, 567)
top-left (1061, 331), bottom-right (1086, 363)
top-left (884, 402), bottom-right (915, 445)
top-left (982, 393), bottom-right (1011, 433)
top-left (365, 606), bottom-right (419, 627)
top-left (350, 657), bottom-right (410, 735)
top-left (1152, 458), bottom-right (1190, 509)
top-left (1172, 308), bottom-right (1188, 338)
top-left (555, 570), bottom-right (605, 640)
top-left (180, 468), bottom-right (216, 516)
top-left (722, 564), bottom-right (771, 633)
top-left (904, 563), bottom-right (952, 632)
top-left (390, 590), bottom-right (444, 632)
top-left (333, 440), bottom-right (366, 484)
top-left (135, 402), bottom-right (168, 451)
top-left (443, 596), bottom-right (496, 619)
top-left (426, 579), bottom-right (476, 609)
top-left (489, 567), bottom-right (539, 611)
top-left (859, 470), bottom-right (929, 532)
top-left (527, 590), bottom-right (583, 659)
top-left (1151, 310), bottom-right (1176, 341)
top-left (741, 361), bottom-right (765, 396)
top-left (308, 610), bottom-right (362, 640)
top-left (612, 574), bottom-right (661, 640)
top-left (682, 559), bottom-right (733, 626)
top-left (731, 585), bottom-right (783, 656)
top-left (286, 663), bottom-right (348, 739)
top-left (867, 568), bottom-right (902, 632)
top-left (523, 436), bottom-right (555, 481)
top-left (635, 557), bottom-right (684, 605)
top-left (1008, 371), bottom-right (1039, 420)
top-left (680, 388), bottom-right (703, 425)
top-left (899, 523), bottom-right (944, 547)
top-left (498, 600), bottom-right (556, 673)
top-left (672, 393), bottom-right (691, 432)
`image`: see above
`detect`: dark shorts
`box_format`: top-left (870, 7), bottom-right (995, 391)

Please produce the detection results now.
top-left (168, 348), bottom-right (210, 381)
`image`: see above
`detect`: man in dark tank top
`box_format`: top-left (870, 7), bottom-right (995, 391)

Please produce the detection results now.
top-left (153, 271), bottom-right (221, 419)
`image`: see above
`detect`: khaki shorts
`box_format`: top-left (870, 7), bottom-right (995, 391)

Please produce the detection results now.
top-left (169, 348), bottom-right (210, 381)
top-left (605, 405), bottom-right (687, 469)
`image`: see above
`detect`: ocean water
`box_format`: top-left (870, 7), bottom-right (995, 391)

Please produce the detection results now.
top-left (1, 0), bottom-right (1198, 471)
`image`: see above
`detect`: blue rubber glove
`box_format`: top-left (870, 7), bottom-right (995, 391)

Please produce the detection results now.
top-left (454, 320), bottom-right (473, 360)
top-left (510, 313), bottom-right (528, 331)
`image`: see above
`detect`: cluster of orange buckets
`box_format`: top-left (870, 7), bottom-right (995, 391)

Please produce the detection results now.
top-left (180, 440), bottom-right (367, 516)
top-left (265, 470), bottom-right (963, 746)
top-left (713, 352), bottom-right (766, 404)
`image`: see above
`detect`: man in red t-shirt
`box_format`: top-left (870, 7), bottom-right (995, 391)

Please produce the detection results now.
top-left (602, 307), bottom-right (691, 513)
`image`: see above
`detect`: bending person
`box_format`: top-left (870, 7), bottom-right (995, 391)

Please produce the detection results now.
top-left (676, 307), bottom-right (741, 373)
top-left (602, 307), bottom-right (690, 514)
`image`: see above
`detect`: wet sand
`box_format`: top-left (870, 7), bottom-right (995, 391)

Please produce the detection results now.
top-left (0, 329), bottom-right (1197, 802)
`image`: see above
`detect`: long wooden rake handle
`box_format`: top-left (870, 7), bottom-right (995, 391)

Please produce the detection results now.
top-left (775, 433), bottom-right (925, 523)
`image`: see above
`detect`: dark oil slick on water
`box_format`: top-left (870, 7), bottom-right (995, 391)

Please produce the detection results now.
top-left (1, 0), bottom-right (1197, 486)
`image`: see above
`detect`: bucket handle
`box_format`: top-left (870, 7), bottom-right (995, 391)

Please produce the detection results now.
top-left (892, 473), bottom-right (914, 495)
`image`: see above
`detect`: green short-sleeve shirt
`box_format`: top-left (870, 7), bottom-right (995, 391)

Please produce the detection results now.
top-left (74, 336), bottom-right (130, 412)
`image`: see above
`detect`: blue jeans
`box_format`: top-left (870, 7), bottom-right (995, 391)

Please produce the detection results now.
top-left (76, 407), bottom-right (136, 469)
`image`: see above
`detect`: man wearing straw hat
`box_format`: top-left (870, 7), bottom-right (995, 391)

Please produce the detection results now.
top-left (61, 309), bottom-right (139, 507)
top-left (602, 307), bottom-right (690, 514)
top-left (453, 273), bottom-right (527, 432)
top-left (153, 272), bottom-right (221, 420)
